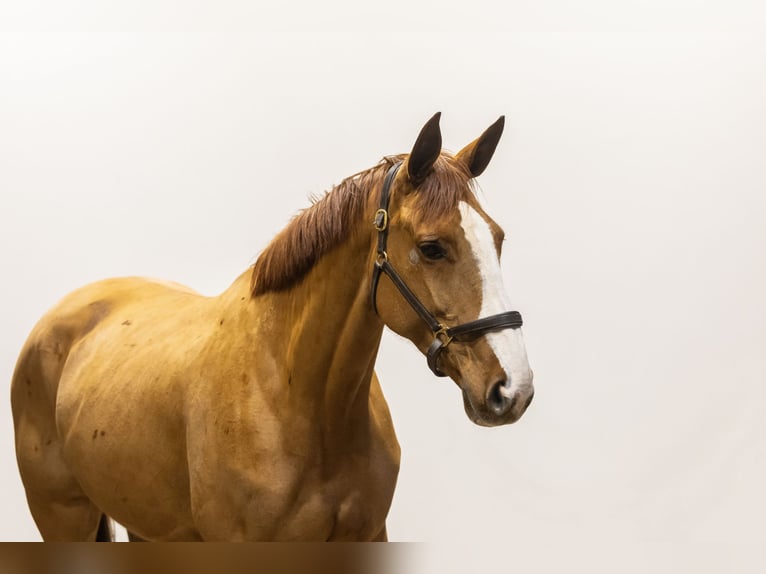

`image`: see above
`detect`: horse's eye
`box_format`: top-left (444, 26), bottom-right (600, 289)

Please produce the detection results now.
top-left (418, 242), bottom-right (446, 261)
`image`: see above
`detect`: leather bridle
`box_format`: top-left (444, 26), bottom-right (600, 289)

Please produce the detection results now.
top-left (370, 162), bottom-right (524, 377)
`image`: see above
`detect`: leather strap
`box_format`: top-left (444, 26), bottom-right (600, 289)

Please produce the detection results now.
top-left (427, 311), bottom-right (523, 376)
top-left (427, 338), bottom-right (447, 376)
top-left (446, 311), bottom-right (522, 342)
top-left (370, 162), bottom-right (401, 314)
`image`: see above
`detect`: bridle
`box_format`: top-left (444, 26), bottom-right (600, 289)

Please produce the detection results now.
top-left (371, 162), bottom-right (524, 377)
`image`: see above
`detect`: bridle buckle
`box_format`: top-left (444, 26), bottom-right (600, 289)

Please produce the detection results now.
top-left (373, 209), bottom-right (388, 232)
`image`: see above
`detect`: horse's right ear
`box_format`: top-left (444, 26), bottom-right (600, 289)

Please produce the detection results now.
top-left (406, 112), bottom-right (442, 186)
top-left (455, 116), bottom-right (505, 178)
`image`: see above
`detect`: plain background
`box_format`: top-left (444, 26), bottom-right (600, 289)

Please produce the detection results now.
top-left (1, 0), bottom-right (765, 570)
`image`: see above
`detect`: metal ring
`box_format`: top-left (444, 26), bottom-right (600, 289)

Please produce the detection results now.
top-left (375, 251), bottom-right (388, 267)
top-left (434, 325), bottom-right (453, 347)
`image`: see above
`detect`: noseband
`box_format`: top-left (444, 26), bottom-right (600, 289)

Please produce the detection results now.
top-left (371, 162), bottom-right (524, 377)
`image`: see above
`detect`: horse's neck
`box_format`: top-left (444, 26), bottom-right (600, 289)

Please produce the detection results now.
top-left (221, 235), bottom-right (382, 439)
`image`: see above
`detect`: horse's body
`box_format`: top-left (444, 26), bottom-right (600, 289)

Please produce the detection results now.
top-left (12, 114), bottom-right (533, 541)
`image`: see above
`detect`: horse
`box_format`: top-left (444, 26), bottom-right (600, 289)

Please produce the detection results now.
top-left (11, 113), bottom-right (534, 541)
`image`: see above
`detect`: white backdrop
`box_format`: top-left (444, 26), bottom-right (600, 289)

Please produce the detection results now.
top-left (1, 1), bottom-right (765, 570)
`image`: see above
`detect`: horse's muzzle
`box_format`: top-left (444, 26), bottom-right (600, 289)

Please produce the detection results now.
top-left (462, 375), bottom-right (534, 427)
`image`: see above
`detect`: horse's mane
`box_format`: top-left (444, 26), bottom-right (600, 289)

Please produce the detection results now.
top-left (251, 153), bottom-right (473, 296)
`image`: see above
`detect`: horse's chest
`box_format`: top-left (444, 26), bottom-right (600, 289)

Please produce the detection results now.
top-left (191, 440), bottom-right (398, 541)
top-left (188, 388), bottom-right (400, 540)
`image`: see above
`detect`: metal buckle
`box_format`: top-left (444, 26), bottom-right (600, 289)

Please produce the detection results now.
top-left (434, 325), bottom-right (453, 347)
top-left (374, 209), bottom-right (388, 231)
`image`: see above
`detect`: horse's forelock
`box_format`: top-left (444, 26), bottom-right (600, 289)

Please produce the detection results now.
top-left (408, 154), bottom-right (474, 224)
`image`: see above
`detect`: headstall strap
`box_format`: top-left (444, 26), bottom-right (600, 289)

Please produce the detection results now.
top-left (371, 161), bottom-right (524, 377)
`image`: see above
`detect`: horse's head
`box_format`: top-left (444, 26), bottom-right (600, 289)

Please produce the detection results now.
top-left (372, 113), bottom-right (534, 427)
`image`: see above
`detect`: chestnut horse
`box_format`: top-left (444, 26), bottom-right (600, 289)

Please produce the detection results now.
top-left (11, 113), bottom-right (534, 541)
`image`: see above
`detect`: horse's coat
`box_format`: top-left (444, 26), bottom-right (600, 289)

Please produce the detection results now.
top-left (11, 114), bottom-right (534, 541)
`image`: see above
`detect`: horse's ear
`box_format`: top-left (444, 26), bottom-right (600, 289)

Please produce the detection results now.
top-left (406, 112), bottom-right (442, 185)
top-left (456, 116), bottom-right (505, 178)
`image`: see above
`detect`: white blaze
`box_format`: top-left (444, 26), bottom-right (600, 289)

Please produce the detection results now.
top-left (459, 202), bottom-right (532, 395)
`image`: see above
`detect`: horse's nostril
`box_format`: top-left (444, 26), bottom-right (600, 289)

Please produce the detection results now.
top-left (489, 381), bottom-right (504, 406)
top-left (488, 381), bottom-right (516, 415)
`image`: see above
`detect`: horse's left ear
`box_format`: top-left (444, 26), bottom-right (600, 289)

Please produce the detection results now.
top-left (456, 116), bottom-right (505, 178)
top-left (406, 112), bottom-right (443, 185)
